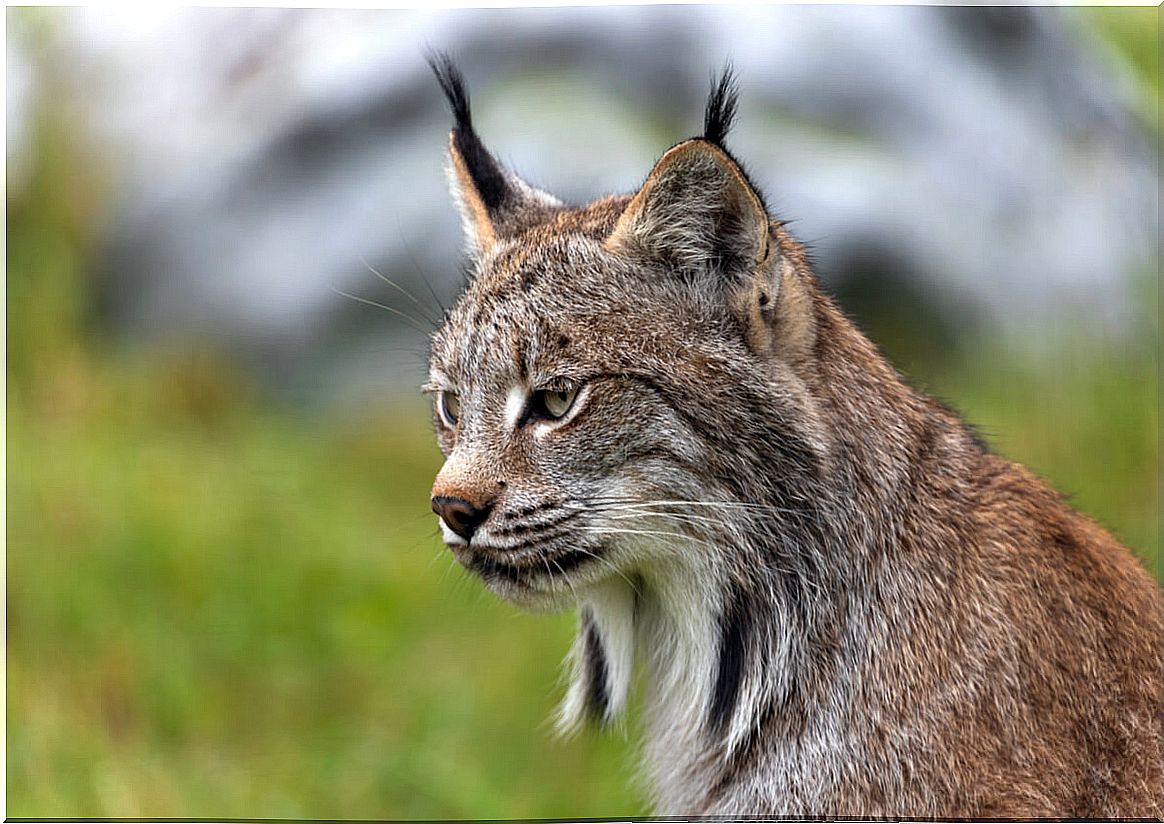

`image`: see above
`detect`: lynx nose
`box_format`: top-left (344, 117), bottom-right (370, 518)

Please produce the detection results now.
top-left (432, 495), bottom-right (492, 541)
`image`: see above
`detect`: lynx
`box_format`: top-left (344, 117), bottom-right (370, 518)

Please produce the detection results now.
top-left (423, 56), bottom-right (1163, 817)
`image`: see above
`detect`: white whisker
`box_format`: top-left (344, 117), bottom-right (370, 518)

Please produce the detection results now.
top-left (359, 256), bottom-right (437, 324)
top-left (333, 288), bottom-right (432, 335)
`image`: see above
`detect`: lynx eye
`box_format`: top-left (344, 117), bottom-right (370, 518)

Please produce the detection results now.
top-left (437, 390), bottom-right (460, 428)
top-left (533, 384), bottom-right (580, 421)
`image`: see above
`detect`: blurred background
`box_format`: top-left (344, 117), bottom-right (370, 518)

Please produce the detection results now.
top-left (6, 5), bottom-right (1159, 818)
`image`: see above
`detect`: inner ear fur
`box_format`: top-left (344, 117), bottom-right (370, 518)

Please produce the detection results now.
top-left (605, 139), bottom-right (772, 277)
top-left (447, 132), bottom-right (499, 253)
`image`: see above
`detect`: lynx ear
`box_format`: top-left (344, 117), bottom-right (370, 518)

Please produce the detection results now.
top-left (429, 54), bottom-right (561, 256)
top-left (606, 67), bottom-right (770, 275)
top-left (605, 138), bottom-right (771, 278)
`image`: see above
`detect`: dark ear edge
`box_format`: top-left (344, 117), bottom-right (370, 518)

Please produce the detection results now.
top-left (427, 51), bottom-right (512, 212)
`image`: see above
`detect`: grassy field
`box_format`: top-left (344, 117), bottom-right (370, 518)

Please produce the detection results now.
top-left (7, 9), bottom-right (1159, 818)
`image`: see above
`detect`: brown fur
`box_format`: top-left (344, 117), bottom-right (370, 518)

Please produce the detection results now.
top-left (424, 60), bottom-right (1164, 816)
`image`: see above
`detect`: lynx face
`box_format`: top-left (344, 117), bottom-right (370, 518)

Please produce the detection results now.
top-left (426, 61), bottom-right (826, 611)
top-left (428, 232), bottom-right (746, 609)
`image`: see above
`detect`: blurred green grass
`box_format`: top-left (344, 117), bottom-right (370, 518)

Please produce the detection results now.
top-left (6, 10), bottom-right (1159, 818)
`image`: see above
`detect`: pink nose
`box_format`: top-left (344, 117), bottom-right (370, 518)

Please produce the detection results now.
top-left (432, 495), bottom-right (491, 540)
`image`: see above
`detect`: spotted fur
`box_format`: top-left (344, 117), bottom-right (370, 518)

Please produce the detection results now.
top-left (424, 58), bottom-right (1164, 817)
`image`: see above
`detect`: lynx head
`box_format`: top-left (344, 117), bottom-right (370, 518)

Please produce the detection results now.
top-left (426, 57), bottom-right (831, 617)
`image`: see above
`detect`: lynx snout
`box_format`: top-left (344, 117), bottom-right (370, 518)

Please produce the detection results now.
top-left (430, 460), bottom-right (503, 544)
top-left (430, 494), bottom-right (492, 541)
top-left (430, 440), bottom-right (614, 611)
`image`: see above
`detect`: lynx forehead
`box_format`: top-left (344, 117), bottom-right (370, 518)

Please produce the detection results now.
top-left (423, 54), bottom-right (1164, 818)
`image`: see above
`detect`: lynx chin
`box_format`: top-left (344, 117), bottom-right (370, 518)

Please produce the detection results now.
top-left (422, 55), bottom-right (1163, 817)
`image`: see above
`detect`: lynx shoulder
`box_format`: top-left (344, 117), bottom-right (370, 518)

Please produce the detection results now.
top-left (423, 56), bottom-right (1164, 817)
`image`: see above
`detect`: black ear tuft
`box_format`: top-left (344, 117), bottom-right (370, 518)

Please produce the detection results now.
top-left (703, 64), bottom-right (739, 147)
top-left (426, 51), bottom-right (511, 212)
top-left (427, 50), bottom-right (473, 133)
